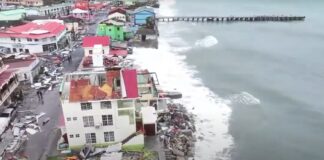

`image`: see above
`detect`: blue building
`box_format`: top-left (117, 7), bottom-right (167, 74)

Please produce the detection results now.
top-left (132, 6), bottom-right (155, 25)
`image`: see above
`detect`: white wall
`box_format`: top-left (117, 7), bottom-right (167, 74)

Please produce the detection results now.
top-left (108, 12), bottom-right (126, 22)
top-left (84, 46), bottom-right (110, 57)
top-left (0, 29), bottom-right (66, 54)
top-left (61, 99), bottom-right (140, 147)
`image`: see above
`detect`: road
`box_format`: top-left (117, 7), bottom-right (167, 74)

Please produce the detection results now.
top-left (21, 10), bottom-right (108, 160)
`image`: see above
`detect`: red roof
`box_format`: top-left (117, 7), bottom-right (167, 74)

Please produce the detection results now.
top-left (110, 49), bottom-right (127, 56)
top-left (0, 70), bottom-right (15, 88)
top-left (122, 69), bottom-right (138, 98)
top-left (6, 58), bottom-right (37, 69)
top-left (82, 36), bottom-right (110, 48)
top-left (109, 8), bottom-right (126, 15)
top-left (0, 22), bottom-right (66, 39)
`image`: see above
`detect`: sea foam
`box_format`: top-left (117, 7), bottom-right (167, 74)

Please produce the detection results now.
top-left (228, 92), bottom-right (261, 105)
top-left (130, 1), bottom-right (233, 159)
top-left (195, 35), bottom-right (219, 48)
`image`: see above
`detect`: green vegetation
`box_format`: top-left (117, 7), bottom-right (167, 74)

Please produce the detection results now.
top-left (122, 144), bottom-right (145, 152)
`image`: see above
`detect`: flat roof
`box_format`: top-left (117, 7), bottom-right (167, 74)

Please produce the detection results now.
top-left (0, 70), bottom-right (16, 88)
top-left (6, 58), bottom-right (38, 69)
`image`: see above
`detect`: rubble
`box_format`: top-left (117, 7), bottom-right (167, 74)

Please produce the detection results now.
top-left (157, 103), bottom-right (196, 160)
top-left (0, 111), bottom-right (45, 158)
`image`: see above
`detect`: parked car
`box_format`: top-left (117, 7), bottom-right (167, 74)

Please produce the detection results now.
top-left (0, 108), bottom-right (17, 135)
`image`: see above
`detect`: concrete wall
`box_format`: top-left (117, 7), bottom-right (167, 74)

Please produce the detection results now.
top-left (62, 99), bottom-right (141, 147)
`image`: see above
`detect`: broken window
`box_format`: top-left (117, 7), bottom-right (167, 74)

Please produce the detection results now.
top-left (118, 109), bottom-right (135, 124)
top-left (101, 101), bottom-right (112, 109)
top-left (83, 116), bottom-right (94, 127)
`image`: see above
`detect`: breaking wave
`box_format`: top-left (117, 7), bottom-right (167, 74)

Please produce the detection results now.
top-left (228, 92), bottom-right (261, 105)
top-left (195, 35), bottom-right (219, 48)
top-left (130, 1), bottom-right (234, 159)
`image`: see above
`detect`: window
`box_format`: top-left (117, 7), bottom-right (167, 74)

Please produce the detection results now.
top-left (89, 50), bottom-right (93, 54)
top-left (116, 79), bottom-right (121, 87)
top-left (83, 116), bottom-right (94, 127)
top-left (76, 134), bottom-right (80, 138)
top-left (13, 48), bottom-right (16, 52)
top-left (85, 133), bottom-right (96, 143)
top-left (104, 131), bottom-right (115, 142)
top-left (102, 115), bottom-right (113, 126)
top-left (118, 100), bottom-right (133, 109)
top-left (81, 103), bottom-right (92, 110)
top-left (19, 49), bottom-right (23, 52)
top-left (18, 38), bottom-right (21, 42)
top-left (27, 38), bottom-right (32, 41)
top-left (108, 29), bottom-right (112, 32)
top-left (101, 101), bottom-right (111, 109)
top-left (67, 117), bottom-right (71, 121)
top-left (69, 134), bottom-right (74, 138)
top-left (73, 117), bottom-right (77, 121)
top-left (117, 27), bottom-right (120, 31)
top-left (11, 37), bottom-right (16, 41)
top-left (25, 49), bottom-right (29, 53)
top-left (118, 109), bottom-right (135, 124)
top-left (35, 39), bottom-right (39, 42)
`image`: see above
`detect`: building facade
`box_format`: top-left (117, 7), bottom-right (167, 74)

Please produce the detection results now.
top-left (82, 36), bottom-right (110, 57)
top-left (3, 0), bottom-right (43, 6)
top-left (97, 23), bottom-right (125, 41)
top-left (108, 8), bottom-right (127, 22)
top-left (5, 57), bottom-right (40, 83)
top-left (0, 20), bottom-right (68, 54)
top-left (35, 3), bottom-right (72, 17)
top-left (0, 58), bottom-right (19, 111)
top-left (132, 6), bottom-right (155, 25)
top-left (60, 69), bottom-right (144, 148)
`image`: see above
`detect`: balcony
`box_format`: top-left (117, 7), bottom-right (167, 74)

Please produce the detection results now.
top-left (0, 73), bottom-right (19, 107)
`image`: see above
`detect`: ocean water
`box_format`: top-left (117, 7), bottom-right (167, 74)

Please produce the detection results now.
top-left (132, 0), bottom-right (324, 160)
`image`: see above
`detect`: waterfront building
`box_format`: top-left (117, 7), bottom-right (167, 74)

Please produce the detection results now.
top-left (0, 20), bottom-right (69, 54)
top-left (97, 21), bottom-right (125, 41)
top-left (0, 58), bottom-right (19, 111)
top-left (131, 6), bottom-right (155, 25)
top-left (59, 68), bottom-right (144, 148)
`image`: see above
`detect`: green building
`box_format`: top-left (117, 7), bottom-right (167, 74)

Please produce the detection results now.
top-left (97, 22), bottom-right (125, 41)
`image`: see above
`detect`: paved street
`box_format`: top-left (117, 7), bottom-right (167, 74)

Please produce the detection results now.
top-left (23, 88), bottom-right (62, 160)
top-left (20, 11), bottom-right (108, 160)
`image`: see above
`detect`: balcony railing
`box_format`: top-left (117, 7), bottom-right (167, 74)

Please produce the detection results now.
top-left (0, 77), bottom-right (19, 106)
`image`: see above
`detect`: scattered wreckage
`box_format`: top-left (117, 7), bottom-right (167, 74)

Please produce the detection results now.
top-left (158, 103), bottom-right (196, 160)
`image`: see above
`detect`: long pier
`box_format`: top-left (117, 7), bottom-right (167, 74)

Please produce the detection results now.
top-left (156, 16), bottom-right (305, 22)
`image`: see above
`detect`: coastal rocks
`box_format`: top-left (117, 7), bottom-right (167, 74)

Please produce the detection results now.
top-left (157, 103), bottom-right (196, 160)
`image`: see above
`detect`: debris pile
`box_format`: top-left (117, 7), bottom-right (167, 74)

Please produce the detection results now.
top-left (1, 112), bottom-right (49, 157)
top-left (157, 103), bottom-right (196, 160)
top-left (31, 61), bottom-right (63, 91)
